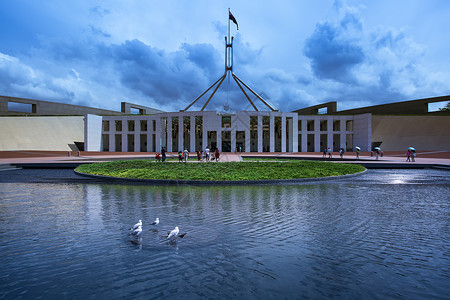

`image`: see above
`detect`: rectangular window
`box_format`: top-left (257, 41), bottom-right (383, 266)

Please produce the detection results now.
top-left (127, 134), bottom-right (134, 152)
top-left (172, 117), bottom-right (179, 151)
top-left (102, 134), bottom-right (109, 151)
top-left (103, 120), bottom-right (110, 132)
top-left (115, 134), bottom-right (122, 151)
top-left (307, 120), bottom-right (314, 131)
top-left (236, 131), bottom-right (245, 152)
top-left (320, 120), bottom-right (327, 131)
top-left (262, 116), bottom-right (270, 152)
top-left (128, 120), bottom-right (135, 131)
top-left (115, 120), bottom-right (122, 132)
top-left (333, 120), bottom-right (340, 131)
top-left (140, 134), bottom-right (147, 152)
top-left (222, 116), bottom-right (231, 128)
top-left (140, 120), bottom-right (147, 131)
top-left (250, 116), bottom-right (258, 152)
top-left (7, 101), bottom-right (35, 113)
top-left (195, 116), bottom-right (203, 151)
top-left (183, 116), bottom-right (190, 150)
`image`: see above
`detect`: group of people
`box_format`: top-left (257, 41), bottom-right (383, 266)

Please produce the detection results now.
top-left (406, 149), bottom-right (416, 162)
top-left (155, 146), bottom-right (220, 162)
top-left (196, 147), bottom-right (221, 162)
top-left (322, 147), bottom-right (346, 159)
top-left (178, 148), bottom-right (190, 162)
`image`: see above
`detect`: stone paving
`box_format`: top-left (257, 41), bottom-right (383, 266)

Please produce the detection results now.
top-left (0, 150), bottom-right (449, 168)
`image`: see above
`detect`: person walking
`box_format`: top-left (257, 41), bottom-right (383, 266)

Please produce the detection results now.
top-left (215, 149), bottom-right (220, 162)
top-left (322, 148), bottom-right (327, 158)
top-left (411, 150), bottom-right (416, 162)
top-left (356, 148), bottom-right (360, 159)
top-left (178, 151), bottom-right (183, 162)
top-left (339, 148), bottom-right (344, 159)
top-left (327, 147), bottom-right (332, 158)
top-left (161, 147), bottom-right (166, 162)
top-left (406, 149), bottom-right (411, 162)
top-left (205, 147), bottom-right (210, 161)
top-left (183, 148), bottom-right (189, 162)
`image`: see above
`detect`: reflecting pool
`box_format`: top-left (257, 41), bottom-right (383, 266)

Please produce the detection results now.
top-left (0, 169), bottom-right (449, 299)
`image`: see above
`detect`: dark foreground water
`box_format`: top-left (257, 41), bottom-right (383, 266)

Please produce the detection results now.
top-left (0, 169), bottom-right (449, 299)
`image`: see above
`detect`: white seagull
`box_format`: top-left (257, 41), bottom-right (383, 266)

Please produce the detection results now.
top-left (167, 226), bottom-right (179, 239)
top-left (130, 225), bottom-right (142, 237)
top-left (130, 219), bottom-right (142, 231)
top-left (150, 218), bottom-right (160, 225)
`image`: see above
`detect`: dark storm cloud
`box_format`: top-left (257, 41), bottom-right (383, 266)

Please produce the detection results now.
top-left (109, 39), bottom-right (222, 105)
top-left (303, 18), bottom-right (365, 82)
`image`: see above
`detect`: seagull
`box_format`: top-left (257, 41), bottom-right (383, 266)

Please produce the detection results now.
top-left (167, 226), bottom-right (179, 239)
top-left (150, 218), bottom-right (159, 225)
top-left (130, 219), bottom-right (142, 231)
top-left (130, 225), bottom-right (142, 237)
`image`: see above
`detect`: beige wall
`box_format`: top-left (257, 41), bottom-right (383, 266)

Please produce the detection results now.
top-left (0, 116), bottom-right (84, 151)
top-left (372, 116), bottom-right (450, 151)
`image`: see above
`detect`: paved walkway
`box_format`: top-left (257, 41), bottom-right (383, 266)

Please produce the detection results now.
top-left (0, 151), bottom-right (448, 168)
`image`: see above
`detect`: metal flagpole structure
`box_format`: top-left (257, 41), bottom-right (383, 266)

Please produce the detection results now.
top-left (182, 9), bottom-right (277, 112)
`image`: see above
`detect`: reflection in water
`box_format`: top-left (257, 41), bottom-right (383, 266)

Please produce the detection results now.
top-left (0, 169), bottom-right (449, 299)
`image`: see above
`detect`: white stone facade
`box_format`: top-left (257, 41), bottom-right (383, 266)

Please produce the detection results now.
top-left (86, 111), bottom-right (372, 152)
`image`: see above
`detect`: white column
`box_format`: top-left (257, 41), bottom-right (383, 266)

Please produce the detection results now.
top-left (340, 118), bottom-right (346, 150)
top-left (314, 119), bottom-right (320, 152)
top-left (134, 130), bottom-right (141, 152)
top-left (302, 119), bottom-right (308, 152)
top-left (269, 115), bottom-right (275, 152)
top-left (202, 114), bottom-right (208, 151)
top-left (109, 119), bottom-right (115, 152)
top-left (190, 115), bottom-right (195, 152)
top-left (245, 129), bottom-right (250, 153)
top-left (257, 115), bottom-right (263, 152)
top-left (167, 117), bottom-right (172, 152)
top-left (217, 130), bottom-right (222, 151)
top-left (121, 119), bottom-right (127, 152)
top-left (281, 116), bottom-right (286, 152)
top-left (290, 117), bottom-right (296, 152)
top-left (178, 116), bottom-right (183, 151)
top-left (327, 117), bottom-right (333, 151)
top-left (231, 129), bottom-right (236, 152)
top-left (155, 118), bottom-right (161, 152)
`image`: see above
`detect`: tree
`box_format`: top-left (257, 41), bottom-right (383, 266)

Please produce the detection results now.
top-left (439, 102), bottom-right (450, 111)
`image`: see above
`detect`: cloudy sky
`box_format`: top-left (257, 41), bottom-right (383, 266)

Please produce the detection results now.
top-left (1, 0), bottom-right (449, 112)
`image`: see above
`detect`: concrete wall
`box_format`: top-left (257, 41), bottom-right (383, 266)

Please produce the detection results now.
top-left (0, 116), bottom-right (84, 151)
top-left (336, 95), bottom-right (450, 115)
top-left (0, 95), bottom-right (124, 116)
top-left (372, 116), bottom-right (450, 151)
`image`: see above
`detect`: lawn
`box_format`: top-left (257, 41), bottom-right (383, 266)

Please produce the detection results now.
top-left (75, 160), bottom-right (366, 181)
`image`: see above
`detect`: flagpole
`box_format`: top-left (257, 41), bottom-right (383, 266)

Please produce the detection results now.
top-left (228, 8), bottom-right (231, 47)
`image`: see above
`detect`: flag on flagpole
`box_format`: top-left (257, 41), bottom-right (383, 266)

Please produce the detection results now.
top-left (229, 11), bottom-right (239, 30)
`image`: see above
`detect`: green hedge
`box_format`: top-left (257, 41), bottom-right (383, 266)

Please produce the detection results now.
top-left (75, 160), bottom-right (365, 181)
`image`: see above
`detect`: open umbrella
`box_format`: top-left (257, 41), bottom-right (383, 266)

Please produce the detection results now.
top-left (374, 147), bottom-right (380, 150)
top-left (408, 147), bottom-right (415, 151)
top-left (355, 146), bottom-right (361, 150)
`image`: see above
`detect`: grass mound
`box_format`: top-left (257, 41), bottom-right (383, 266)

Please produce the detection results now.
top-left (75, 160), bottom-right (365, 181)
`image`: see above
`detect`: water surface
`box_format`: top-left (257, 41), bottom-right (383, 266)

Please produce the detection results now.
top-left (0, 169), bottom-right (449, 299)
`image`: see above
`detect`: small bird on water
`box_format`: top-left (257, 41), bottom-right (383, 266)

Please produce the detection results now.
top-left (130, 225), bottom-right (142, 237)
top-left (167, 226), bottom-right (179, 239)
top-left (150, 218), bottom-right (159, 225)
top-left (130, 219), bottom-right (142, 230)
